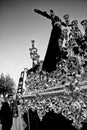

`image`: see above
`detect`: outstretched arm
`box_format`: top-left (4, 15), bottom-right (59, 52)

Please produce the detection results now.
top-left (34, 9), bottom-right (67, 27)
top-left (34, 9), bottom-right (52, 20)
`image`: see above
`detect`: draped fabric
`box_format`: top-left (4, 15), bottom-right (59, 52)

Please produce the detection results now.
top-left (42, 24), bottom-right (62, 73)
top-left (0, 124), bottom-right (2, 130)
top-left (23, 110), bottom-right (42, 130)
top-left (25, 110), bottom-right (74, 130)
top-left (24, 110), bottom-right (87, 130)
top-left (11, 117), bottom-right (24, 130)
top-left (11, 105), bottom-right (25, 130)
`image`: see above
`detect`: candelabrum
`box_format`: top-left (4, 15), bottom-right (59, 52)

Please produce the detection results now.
top-left (29, 40), bottom-right (40, 67)
top-left (17, 16), bottom-right (87, 130)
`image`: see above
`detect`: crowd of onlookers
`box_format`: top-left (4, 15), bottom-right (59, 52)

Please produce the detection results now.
top-left (0, 94), bottom-right (28, 130)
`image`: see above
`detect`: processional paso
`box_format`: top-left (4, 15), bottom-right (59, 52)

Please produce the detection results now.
top-left (16, 9), bottom-right (87, 130)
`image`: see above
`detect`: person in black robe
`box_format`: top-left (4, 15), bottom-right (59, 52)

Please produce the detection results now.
top-left (24, 108), bottom-right (87, 130)
top-left (23, 109), bottom-right (42, 130)
top-left (0, 101), bottom-right (13, 130)
top-left (34, 9), bottom-right (67, 73)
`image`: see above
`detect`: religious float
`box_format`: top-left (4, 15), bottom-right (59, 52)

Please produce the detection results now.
top-left (17, 9), bottom-right (87, 130)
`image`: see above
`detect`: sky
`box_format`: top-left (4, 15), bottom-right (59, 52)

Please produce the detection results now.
top-left (0, 0), bottom-right (87, 85)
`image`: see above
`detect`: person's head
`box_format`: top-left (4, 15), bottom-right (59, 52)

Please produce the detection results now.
top-left (7, 94), bottom-right (14, 103)
top-left (50, 9), bottom-right (55, 18)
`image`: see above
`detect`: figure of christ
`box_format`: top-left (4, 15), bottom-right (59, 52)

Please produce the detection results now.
top-left (34, 9), bottom-right (67, 73)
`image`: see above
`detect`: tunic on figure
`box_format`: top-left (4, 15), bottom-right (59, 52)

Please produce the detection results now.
top-left (42, 23), bottom-right (62, 72)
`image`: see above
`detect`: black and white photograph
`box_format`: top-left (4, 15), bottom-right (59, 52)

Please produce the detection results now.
top-left (0, 0), bottom-right (87, 130)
